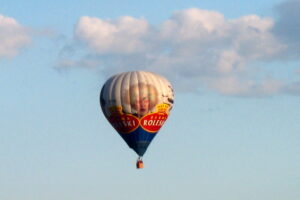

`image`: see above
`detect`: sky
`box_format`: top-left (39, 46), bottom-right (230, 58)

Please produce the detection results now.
top-left (0, 0), bottom-right (300, 200)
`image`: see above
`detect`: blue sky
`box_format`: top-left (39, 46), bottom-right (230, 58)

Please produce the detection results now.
top-left (1, 0), bottom-right (300, 200)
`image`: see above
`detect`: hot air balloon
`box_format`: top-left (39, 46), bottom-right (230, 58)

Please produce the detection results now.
top-left (100, 71), bottom-right (174, 169)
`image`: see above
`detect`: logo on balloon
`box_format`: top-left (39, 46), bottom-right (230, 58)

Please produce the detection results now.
top-left (109, 114), bottom-right (139, 134)
top-left (140, 112), bottom-right (168, 133)
top-left (107, 103), bottom-right (170, 134)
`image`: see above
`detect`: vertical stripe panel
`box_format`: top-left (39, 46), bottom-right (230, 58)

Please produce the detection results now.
top-left (120, 72), bottom-right (131, 114)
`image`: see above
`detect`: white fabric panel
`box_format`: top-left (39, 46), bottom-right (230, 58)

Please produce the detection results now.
top-left (100, 71), bottom-right (174, 117)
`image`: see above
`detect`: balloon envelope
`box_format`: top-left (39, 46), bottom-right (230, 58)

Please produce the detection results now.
top-left (100, 71), bottom-right (174, 156)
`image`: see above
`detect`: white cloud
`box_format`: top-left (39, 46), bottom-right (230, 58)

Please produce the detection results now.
top-left (65, 8), bottom-right (300, 97)
top-left (207, 77), bottom-right (284, 96)
top-left (160, 8), bottom-right (225, 41)
top-left (75, 16), bottom-right (152, 54)
top-left (0, 14), bottom-right (31, 58)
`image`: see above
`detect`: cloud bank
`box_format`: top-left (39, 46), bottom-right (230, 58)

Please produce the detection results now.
top-left (61, 0), bottom-right (300, 96)
top-left (273, 0), bottom-right (300, 58)
top-left (0, 14), bottom-right (31, 59)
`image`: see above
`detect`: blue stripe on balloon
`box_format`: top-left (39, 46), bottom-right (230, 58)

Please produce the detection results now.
top-left (119, 127), bottom-right (157, 156)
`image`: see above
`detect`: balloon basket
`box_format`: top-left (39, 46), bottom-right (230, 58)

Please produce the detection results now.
top-left (136, 158), bottom-right (144, 169)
